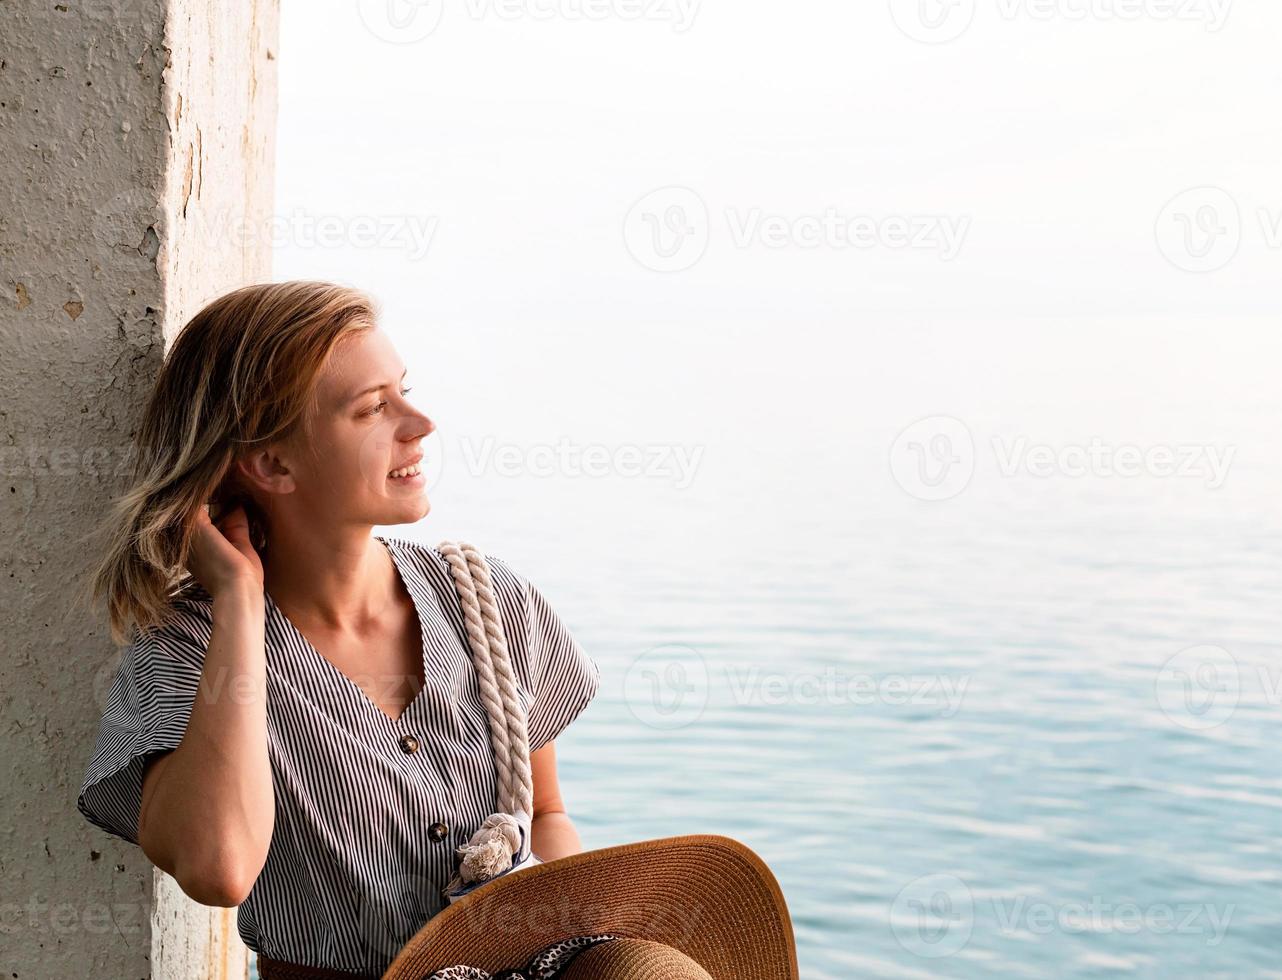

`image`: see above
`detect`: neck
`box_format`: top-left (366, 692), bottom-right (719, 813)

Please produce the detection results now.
top-left (260, 521), bottom-right (397, 632)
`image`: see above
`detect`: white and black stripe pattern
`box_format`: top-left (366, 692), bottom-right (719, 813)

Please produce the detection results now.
top-left (76, 535), bottom-right (601, 976)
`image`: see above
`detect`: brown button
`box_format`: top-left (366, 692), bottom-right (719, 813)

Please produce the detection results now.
top-left (398, 734), bottom-right (420, 754)
top-left (428, 822), bottom-right (448, 842)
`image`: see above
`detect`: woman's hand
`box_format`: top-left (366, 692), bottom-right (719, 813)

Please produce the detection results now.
top-left (186, 502), bottom-right (264, 597)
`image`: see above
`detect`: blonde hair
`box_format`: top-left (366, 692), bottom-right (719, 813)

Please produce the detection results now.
top-left (79, 280), bottom-right (379, 644)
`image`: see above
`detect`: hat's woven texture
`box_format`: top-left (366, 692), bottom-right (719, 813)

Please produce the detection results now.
top-left (382, 834), bottom-right (798, 980)
top-left (561, 939), bottom-right (713, 980)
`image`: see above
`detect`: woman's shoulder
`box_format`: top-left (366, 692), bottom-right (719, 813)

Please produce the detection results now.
top-left (380, 534), bottom-right (527, 603)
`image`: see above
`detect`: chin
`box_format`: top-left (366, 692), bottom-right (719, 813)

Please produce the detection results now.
top-left (380, 496), bottom-right (431, 525)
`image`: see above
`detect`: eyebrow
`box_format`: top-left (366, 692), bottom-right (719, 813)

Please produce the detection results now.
top-left (345, 367), bottom-right (408, 405)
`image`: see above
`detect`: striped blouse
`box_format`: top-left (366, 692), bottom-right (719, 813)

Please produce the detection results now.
top-left (76, 534), bottom-right (601, 975)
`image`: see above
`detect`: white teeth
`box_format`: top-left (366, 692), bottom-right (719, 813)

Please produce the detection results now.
top-left (388, 463), bottom-right (422, 479)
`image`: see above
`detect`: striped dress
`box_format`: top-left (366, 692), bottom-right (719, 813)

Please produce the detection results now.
top-left (76, 534), bottom-right (601, 975)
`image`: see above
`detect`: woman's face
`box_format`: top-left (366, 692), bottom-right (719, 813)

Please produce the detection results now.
top-left (246, 327), bottom-right (435, 534)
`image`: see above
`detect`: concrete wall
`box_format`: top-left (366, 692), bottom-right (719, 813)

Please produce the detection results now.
top-left (0, 1), bottom-right (278, 976)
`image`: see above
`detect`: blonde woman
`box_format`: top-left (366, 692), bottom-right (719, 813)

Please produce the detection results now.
top-left (76, 281), bottom-right (600, 978)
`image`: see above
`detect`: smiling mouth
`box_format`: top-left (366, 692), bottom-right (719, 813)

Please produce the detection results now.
top-left (388, 462), bottom-right (423, 479)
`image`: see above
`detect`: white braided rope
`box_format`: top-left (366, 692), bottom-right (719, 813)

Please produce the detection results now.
top-left (438, 541), bottom-right (534, 888)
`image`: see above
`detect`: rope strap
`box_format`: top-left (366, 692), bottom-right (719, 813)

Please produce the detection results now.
top-left (438, 541), bottom-right (537, 894)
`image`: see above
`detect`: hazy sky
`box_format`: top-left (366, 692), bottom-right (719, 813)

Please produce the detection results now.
top-left (273, 0), bottom-right (1281, 317)
top-left (269, 0), bottom-right (1282, 560)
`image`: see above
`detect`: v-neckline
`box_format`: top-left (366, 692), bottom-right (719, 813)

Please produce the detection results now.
top-left (264, 534), bottom-right (430, 729)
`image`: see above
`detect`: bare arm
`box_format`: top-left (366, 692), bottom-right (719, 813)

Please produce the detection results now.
top-left (137, 502), bottom-right (273, 907)
top-left (138, 583), bottom-right (273, 907)
top-left (529, 741), bottom-right (584, 862)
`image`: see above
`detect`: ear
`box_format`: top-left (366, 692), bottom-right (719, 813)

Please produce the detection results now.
top-left (234, 446), bottom-right (297, 497)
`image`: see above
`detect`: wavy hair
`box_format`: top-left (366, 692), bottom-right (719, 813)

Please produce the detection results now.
top-left (80, 280), bottom-right (379, 644)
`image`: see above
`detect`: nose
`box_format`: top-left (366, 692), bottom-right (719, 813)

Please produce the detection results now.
top-left (404, 407), bottom-right (434, 441)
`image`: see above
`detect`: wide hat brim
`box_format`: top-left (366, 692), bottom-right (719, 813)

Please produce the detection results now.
top-left (381, 834), bottom-right (799, 980)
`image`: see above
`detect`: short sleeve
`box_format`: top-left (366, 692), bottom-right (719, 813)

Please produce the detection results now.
top-left (485, 556), bottom-right (601, 754)
top-left (77, 605), bottom-right (210, 847)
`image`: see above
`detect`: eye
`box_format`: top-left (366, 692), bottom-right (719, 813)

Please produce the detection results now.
top-left (362, 387), bottom-right (413, 418)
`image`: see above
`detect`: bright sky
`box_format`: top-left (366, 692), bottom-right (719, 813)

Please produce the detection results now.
top-left (269, 0), bottom-right (1282, 555)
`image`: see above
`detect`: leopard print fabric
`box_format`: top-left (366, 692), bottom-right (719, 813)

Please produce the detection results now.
top-left (426, 934), bottom-right (619, 979)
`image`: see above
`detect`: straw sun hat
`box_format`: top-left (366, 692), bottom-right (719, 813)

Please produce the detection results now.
top-left (381, 833), bottom-right (800, 980)
top-left (390, 544), bottom-right (798, 979)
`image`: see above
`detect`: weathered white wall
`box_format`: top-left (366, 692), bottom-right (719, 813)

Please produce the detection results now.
top-left (0, 1), bottom-right (278, 977)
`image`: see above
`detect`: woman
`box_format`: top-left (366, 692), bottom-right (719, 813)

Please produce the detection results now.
top-left (76, 280), bottom-right (600, 977)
